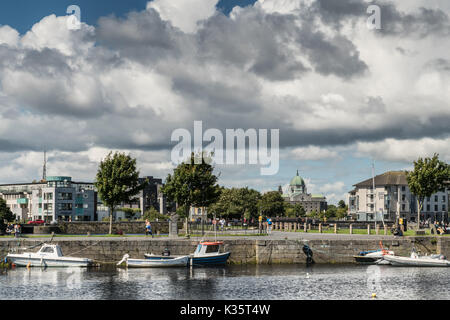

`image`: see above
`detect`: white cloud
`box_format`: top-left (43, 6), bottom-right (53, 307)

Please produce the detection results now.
top-left (21, 14), bottom-right (95, 56)
top-left (0, 25), bottom-right (19, 46)
top-left (356, 137), bottom-right (450, 163)
top-left (146, 0), bottom-right (219, 33)
top-left (290, 146), bottom-right (339, 160)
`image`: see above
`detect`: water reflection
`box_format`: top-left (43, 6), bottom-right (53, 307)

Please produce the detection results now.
top-left (1, 265), bottom-right (450, 300)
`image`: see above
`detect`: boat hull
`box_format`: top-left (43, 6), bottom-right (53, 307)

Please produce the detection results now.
top-left (353, 256), bottom-right (381, 264)
top-left (7, 255), bottom-right (92, 267)
top-left (127, 256), bottom-right (189, 268)
top-left (192, 252), bottom-right (230, 266)
top-left (383, 255), bottom-right (450, 267)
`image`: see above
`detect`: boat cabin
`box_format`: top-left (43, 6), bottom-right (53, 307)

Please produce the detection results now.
top-left (37, 244), bottom-right (64, 257)
top-left (194, 242), bottom-right (223, 257)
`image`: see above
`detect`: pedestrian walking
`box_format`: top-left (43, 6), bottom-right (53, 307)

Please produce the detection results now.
top-left (14, 224), bottom-right (20, 238)
top-left (145, 219), bottom-right (153, 238)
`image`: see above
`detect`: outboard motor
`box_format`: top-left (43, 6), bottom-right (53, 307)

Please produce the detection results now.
top-left (302, 244), bottom-right (314, 265)
top-left (162, 248), bottom-right (171, 256)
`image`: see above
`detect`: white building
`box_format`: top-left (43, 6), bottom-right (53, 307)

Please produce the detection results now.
top-left (347, 171), bottom-right (448, 223)
top-left (0, 176), bottom-right (96, 222)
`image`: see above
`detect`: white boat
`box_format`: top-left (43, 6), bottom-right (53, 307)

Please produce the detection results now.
top-left (6, 244), bottom-right (93, 267)
top-left (383, 250), bottom-right (450, 267)
top-left (353, 249), bottom-right (395, 264)
top-left (117, 254), bottom-right (189, 268)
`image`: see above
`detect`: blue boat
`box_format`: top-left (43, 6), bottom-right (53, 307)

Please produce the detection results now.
top-left (191, 241), bottom-right (230, 266)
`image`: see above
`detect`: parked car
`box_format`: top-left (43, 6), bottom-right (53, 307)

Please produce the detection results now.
top-left (27, 220), bottom-right (45, 225)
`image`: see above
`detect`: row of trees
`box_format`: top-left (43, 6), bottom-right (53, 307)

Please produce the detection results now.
top-left (92, 151), bottom-right (449, 234)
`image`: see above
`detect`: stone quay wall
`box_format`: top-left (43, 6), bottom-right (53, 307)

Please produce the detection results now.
top-left (1, 237), bottom-right (448, 265)
top-left (56, 221), bottom-right (183, 235)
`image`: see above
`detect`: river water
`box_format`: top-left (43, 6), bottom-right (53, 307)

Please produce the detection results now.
top-left (0, 264), bottom-right (449, 300)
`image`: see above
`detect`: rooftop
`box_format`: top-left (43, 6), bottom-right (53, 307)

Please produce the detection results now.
top-left (354, 171), bottom-right (408, 188)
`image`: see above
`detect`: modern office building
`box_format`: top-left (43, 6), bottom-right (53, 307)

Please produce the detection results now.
top-left (280, 171), bottom-right (328, 214)
top-left (0, 176), bottom-right (96, 222)
top-left (347, 171), bottom-right (448, 222)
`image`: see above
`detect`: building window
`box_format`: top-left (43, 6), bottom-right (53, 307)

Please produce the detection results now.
top-left (402, 204), bottom-right (406, 211)
top-left (435, 195), bottom-right (438, 202)
top-left (58, 203), bottom-right (73, 211)
top-left (443, 205), bottom-right (446, 212)
top-left (443, 196), bottom-right (446, 202)
top-left (58, 193), bottom-right (73, 201)
top-left (402, 186), bottom-right (406, 191)
top-left (402, 194), bottom-right (406, 201)
top-left (427, 204), bottom-right (430, 212)
top-left (435, 205), bottom-right (438, 212)
top-left (44, 193), bottom-right (53, 200)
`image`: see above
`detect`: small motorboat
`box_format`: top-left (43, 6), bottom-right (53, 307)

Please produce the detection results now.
top-left (117, 254), bottom-right (189, 268)
top-left (191, 241), bottom-right (230, 266)
top-left (6, 244), bottom-right (93, 267)
top-left (383, 250), bottom-right (450, 267)
top-left (353, 249), bottom-right (395, 264)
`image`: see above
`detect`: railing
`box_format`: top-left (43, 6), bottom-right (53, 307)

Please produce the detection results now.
top-left (186, 221), bottom-right (265, 236)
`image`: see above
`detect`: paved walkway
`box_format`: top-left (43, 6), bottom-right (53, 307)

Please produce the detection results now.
top-left (0, 231), bottom-right (406, 242)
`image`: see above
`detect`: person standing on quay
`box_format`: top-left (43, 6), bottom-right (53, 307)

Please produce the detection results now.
top-left (145, 219), bottom-right (153, 238)
top-left (267, 217), bottom-right (273, 234)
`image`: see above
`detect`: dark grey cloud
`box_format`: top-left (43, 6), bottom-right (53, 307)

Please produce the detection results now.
top-left (425, 58), bottom-right (450, 73)
top-left (0, 0), bottom-right (448, 156)
top-left (296, 25), bottom-right (368, 79)
top-left (96, 9), bottom-right (190, 64)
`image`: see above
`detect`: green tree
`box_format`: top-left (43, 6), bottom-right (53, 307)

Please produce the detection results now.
top-left (0, 198), bottom-right (15, 231)
top-left (258, 191), bottom-right (285, 217)
top-left (95, 152), bottom-right (147, 234)
top-left (161, 153), bottom-right (221, 220)
top-left (406, 154), bottom-right (450, 229)
top-left (336, 206), bottom-right (348, 220)
top-left (285, 203), bottom-right (306, 217)
top-left (209, 187), bottom-right (261, 220)
top-left (338, 200), bottom-right (346, 209)
top-left (119, 208), bottom-right (141, 220)
top-left (143, 207), bottom-right (170, 221)
top-left (308, 210), bottom-right (320, 219)
top-left (325, 204), bottom-right (337, 219)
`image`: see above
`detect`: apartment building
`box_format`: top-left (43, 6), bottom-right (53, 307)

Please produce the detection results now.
top-left (347, 171), bottom-right (448, 222)
top-left (0, 176), bottom-right (96, 222)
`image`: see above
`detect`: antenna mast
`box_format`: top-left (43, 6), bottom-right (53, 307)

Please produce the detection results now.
top-left (42, 150), bottom-right (47, 181)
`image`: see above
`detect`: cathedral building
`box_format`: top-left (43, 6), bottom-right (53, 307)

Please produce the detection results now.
top-left (280, 171), bottom-right (328, 214)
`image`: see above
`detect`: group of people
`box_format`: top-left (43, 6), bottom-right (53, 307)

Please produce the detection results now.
top-left (5, 224), bottom-right (21, 238)
top-left (434, 221), bottom-right (448, 235)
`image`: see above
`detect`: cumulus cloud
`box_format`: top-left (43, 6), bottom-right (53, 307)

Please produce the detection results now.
top-left (147, 0), bottom-right (219, 33)
top-left (356, 137), bottom-right (450, 163)
top-left (0, 0), bottom-right (448, 194)
top-left (290, 145), bottom-right (339, 160)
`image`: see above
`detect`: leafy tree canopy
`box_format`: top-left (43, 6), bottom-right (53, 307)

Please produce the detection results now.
top-left (161, 152), bottom-right (221, 217)
top-left (94, 151), bottom-right (147, 233)
top-left (209, 187), bottom-right (261, 220)
top-left (258, 191), bottom-right (285, 217)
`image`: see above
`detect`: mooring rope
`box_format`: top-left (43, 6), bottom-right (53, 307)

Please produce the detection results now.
top-left (64, 240), bottom-right (104, 257)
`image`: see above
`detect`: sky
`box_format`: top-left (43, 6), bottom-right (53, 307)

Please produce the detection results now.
top-left (0, 0), bottom-right (449, 205)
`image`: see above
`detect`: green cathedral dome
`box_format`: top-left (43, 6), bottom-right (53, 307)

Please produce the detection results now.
top-left (290, 170), bottom-right (305, 186)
